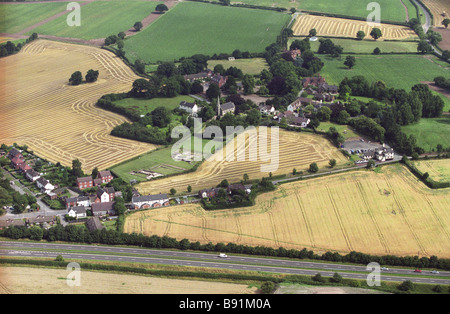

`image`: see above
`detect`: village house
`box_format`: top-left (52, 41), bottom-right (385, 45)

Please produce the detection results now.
top-left (26, 215), bottom-right (57, 228)
top-left (97, 170), bottom-right (113, 184)
top-left (25, 169), bottom-right (40, 182)
top-left (226, 184), bottom-right (246, 195)
top-left (18, 163), bottom-right (32, 173)
top-left (281, 49), bottom-right (302, 62)
top-left (317, 82), bottom-right (339, 94)
top-left (132, 194), bottom-right (169, 209)
top-left (10, 156), bottom-right (25, 169)
top-left (7, 148), bottom-right (22, 160)
top-left (218, 101), bottom-right (235, 117)
top-left (210, 74), bottom-right (228, 88)
top-left (0, 219), bottom-right (26, 229)
top-left (76, 196), bottom-right (91, 207)
top-left (68, 206), bottom-right (87, 219)
top-left (91, 202), bottom-right (115, 216)
top-left (314, 92), bottom-right (335, 103)
top-left (65, 197), bottom-right (78, 208)
top-left (290, 116), bottom-right (310, 128)
top-left (183, 69), bottom-right (213, 82)
top-left (302, 75), bottom-right (326, 88)
top-left (179, 101), bottom-right (200, 116)
top-left (95, 187), bottom-right (116, 203)
top-left (36, 177), bottom-right (55, 194)
top-left (258, 104), bottom-right (276, 115)
top-left (77, 176), bottom-right (93, 189)
top-left (198, 188), bottom-right (220, 199)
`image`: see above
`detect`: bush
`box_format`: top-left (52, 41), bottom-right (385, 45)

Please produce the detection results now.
top-left (260, 281), bottom-right (276, 294)
top-left (330, 272), bottom-right (343, 283)
top-left (398, 280), bottom-right (414, 292)
top-left (312, 273), bottom-right (326, 283)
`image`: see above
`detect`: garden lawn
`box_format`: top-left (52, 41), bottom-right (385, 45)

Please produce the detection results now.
top-left (123, 1), bottom-right (290, 63)
top-left (401, 117), bottom-right (450, 152)
top-left (0, 2), bottom-right (68, 34)
top-left (27, 1), bottom-right (159, 40)
top-left (316, 122), bottom-right (360, 140)
top-left (207, 58), bottom-right (269, 75)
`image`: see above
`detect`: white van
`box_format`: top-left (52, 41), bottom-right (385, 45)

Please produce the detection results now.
top-left (218, 253), bottom-right (228, 258)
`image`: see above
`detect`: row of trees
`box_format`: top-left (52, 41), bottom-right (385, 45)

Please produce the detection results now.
top-left (2, 222), bottom-right (449, 270)
top-left (0, 33), bottom-right (38, 58)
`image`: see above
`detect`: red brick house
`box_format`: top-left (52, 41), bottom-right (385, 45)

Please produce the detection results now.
top-left (97, 170), bottom-right (113, 184)
top-left (11, 156), bottom-right (25, 169)
top-left (210, 75), bottom-right (228, 88)
top-left (302, 76), bottom-right (326, 88)
top-left (77, 176), bottom-right (93, 189)
top-left (18, 163), bottom-right (32, 173)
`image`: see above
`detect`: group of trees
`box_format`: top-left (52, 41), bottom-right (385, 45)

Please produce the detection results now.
top-left (433, 76), bottom-right (450, 91)
top-left (69, 69), bottom-right (99, 85)
top-left (0, 171), bottom-right (37, 214)
top-left (0, 33), bottom-right (38, 58)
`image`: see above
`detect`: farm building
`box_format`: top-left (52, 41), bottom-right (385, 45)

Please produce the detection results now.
top-left (132, 194), bottom-right (169, 209)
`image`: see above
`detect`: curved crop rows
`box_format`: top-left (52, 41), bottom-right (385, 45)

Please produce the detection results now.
top-left (292, 14), bottom-right (417, 39)
top-left (136, 129), bottom-right (348, 195)
top-left (0, 40), bottom-right (156, 171)
top-left (423, 0), bottom-right (450, 27)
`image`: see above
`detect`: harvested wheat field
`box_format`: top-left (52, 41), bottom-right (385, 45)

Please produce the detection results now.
top-left (413, 159), bottom-right (450, 182)
top-left (423, 0), bottom-right (450, 27)
top-left (136, 129), bottom-right (348, 195)
top-left (292, 14), bottom-right (417, 40)
top-left (0, 266), bottom-right (257, 294)
top-left (0, 40), bottom-right (156, 172)
top-left (126, 164), bottom-right (450, 258)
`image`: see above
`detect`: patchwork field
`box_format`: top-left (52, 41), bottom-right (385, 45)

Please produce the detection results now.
top-left (123, 1), bottom-right (291, 63)
top-left (422, 0), bottom-right (450, 27)
top-left (125, 164), bottom-right (450, 258)
top-left (28, 0), bottom-right (160, 40)
top-left (136, 129), bottom-right (349, 195)
top-left (0, 39), bottom-right (156, 172)
top-left (291, 14), bottom-right (418, 40)
top-left (412, 159), bottom-right (450, 182)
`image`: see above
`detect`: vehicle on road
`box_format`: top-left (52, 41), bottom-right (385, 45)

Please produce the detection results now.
top-left (381, 267), bottom-right (389, 271)
top-left (218, 253), bottom-right (228, 258)
top-left (431, 270), bottom-right (440, 274)
top-left (414, 269), bottom-right (422, 273)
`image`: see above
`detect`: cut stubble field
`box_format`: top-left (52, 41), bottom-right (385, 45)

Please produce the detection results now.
top-left (292, 14), bottom-right (417, 40)
top-left (125, 164), bottom-right (450, 258)
top-left (136, 129), bottom-right (349, 195)
top-left (0, 39), bottom-right (156, 172)
top-left (412, 159), bottom-right (450, 182)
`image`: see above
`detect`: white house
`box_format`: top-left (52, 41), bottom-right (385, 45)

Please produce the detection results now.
top-left (68, 206), bottom-right (87, 219)
top-left (25, 169), bottom-right (40, 182)
top-left (132, 194), bottom-right (169, 209)
top-left (179, 101), bottom-right (200, 116)
top-left (258, 104), bottom-right (275, 115)
top-left (76, 196), bottom-right (91, 207)
top-left (36, 177), bottom-right (55, 194)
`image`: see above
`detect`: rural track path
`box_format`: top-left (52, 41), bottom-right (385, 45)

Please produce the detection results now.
top-left (399, 0), bottom-right (410, 22)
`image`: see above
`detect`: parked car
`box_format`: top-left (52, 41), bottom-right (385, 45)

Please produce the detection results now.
top-left (414, 269), bottom-right (422, 273)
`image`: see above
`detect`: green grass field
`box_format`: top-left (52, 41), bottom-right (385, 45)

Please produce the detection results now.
top-left (28, 1), bottom-right (159, 40)
top-left (112, 95), bottom-right (196, 116)
top-left (290, 37), bottom-right (420, 54)
top-left (0, 2), bottom-right (68, 34)
top-left (207, 58), bottom-right (269, 75)
top-left (316, 121), bottom-right (360, 140)
top-left (402, 117), bottom-right (450, 152)
top-left (123, 1), bottom-right (290, 63)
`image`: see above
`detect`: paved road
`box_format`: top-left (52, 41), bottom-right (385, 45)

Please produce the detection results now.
top-left (1, 241), bottom-right (449, 285)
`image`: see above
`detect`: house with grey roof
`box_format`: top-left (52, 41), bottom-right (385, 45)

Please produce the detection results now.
top-left (132, 194), bottom-right (169, 209)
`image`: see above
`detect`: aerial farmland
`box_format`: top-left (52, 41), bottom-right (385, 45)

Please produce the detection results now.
top-left (0, 0), bottom-right (449, 297)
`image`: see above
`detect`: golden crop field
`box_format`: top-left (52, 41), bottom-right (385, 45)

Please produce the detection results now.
top-left (136, 129), bottom-right (348, 195)
top-left (292, 14), bottom-right (418, 40)
top-left (423, 0), bottom-right (450, 27)
top-left (0, 40), bottom-right (156, 172)
top-left (125, 164), bottom-right (450, 258)
top-left (413, 159), bottom-right (450, 182)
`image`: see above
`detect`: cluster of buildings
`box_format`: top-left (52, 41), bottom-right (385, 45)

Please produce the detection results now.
top-left (178, 97), bottom-right (236, 118)
top-left (67, 171), bottom-right (119, 219)
top-left (6, 148), bottom-right (58, 198)
top-left (183, 69), bottom-right (229, 89)
top-left (198, 183), bottom-right (250, 199)
top-left (361, 146), bottom-right (395, 162)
